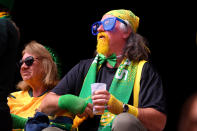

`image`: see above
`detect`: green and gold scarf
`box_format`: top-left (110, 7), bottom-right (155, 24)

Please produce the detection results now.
top-left (79, 53), bottom-right (138, 130)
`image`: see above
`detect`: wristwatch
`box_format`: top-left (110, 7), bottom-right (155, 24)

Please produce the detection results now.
top-left (123, 104), bottom-right (129, 112)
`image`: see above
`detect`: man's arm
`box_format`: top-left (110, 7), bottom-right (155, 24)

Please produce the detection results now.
top-left (107, 94), bottom-right (167, 130)
top-left (138, 108), bottom-right (166, 131)
top-left (92, 90), bottom-right (167, 131)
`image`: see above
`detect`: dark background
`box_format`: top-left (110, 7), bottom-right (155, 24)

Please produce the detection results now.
top-left (11, 1), bottom-right (196, 131)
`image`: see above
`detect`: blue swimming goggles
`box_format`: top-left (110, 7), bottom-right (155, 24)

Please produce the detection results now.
top-left (91, 17), bottom-right (127, 35)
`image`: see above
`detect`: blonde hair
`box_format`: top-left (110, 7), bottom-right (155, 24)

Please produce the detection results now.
top-left (17, 41), bottom-right (59, 91)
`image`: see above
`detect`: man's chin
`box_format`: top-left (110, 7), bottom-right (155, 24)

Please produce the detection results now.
top-left (96, 43), bottom-right (109, 56)
top-left (97, 32), bottom-right (110, 56)
top-left (97, 50), bottom-right (108, 56)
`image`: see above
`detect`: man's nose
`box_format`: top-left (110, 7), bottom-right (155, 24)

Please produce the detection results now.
top-left (97, 24), bottom-right (104, 33)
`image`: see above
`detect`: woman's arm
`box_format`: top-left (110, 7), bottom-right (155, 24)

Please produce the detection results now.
top-left (39, 92), bottom-right (61, 115)
top-left (39, 92), bottom-right (94, 118)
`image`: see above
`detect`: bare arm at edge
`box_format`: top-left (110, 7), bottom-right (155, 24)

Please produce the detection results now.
top-left (138, 108), bottom-right (167, 131)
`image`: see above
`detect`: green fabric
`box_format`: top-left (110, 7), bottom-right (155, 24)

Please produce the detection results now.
top-left (58, 94), bottom-right (88, 114)
top-left (0, 15), bottom-right (10, 19)
top-left (109, 59), bottom-right (137, 103)
top-left (44, 46), bottom-right (62, 78)
top-left (79, 53), bottom-right (117, 103)
top-left (50, 121), bottom-right (72, 130)
top-left (11, 113), bottom-right (28, 129)
top-left (79, 54), bottom-right (138, 131)
top-left (98, 53), bottom-right (117, 67)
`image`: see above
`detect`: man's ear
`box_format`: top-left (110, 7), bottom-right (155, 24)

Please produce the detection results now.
top-left (119, 22), bottom-right (132, 39)
top-left (122, 26), bottom-right (132, 39)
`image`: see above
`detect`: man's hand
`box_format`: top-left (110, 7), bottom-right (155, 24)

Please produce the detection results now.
top-left (73, 103), bottom-right (94, 128)
top-left (77, 103), bottom-right (94, 118)
top-left (92, 90), bottom-right (111, 114)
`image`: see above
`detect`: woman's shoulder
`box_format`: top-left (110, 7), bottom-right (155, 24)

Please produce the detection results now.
top-left (8, 90), bottom-right (29, 99)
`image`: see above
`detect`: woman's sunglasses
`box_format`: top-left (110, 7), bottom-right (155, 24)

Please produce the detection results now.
top-left (19, 56), bottom-right (36, 67)
top-left (91, 17), bottom-right (127, 35)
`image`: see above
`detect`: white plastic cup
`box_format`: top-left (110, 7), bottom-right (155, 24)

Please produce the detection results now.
top-left (91, 83), bottom-right (106, 115)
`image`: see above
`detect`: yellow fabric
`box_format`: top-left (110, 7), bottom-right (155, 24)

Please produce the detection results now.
top-left (105, 9), bottom-right (140, 33)
top-left (8, 91), bottom-right (46, 131)
top-left (100, 112), bottom-right (115, 127)
top-left (72, 116), bottom-right (86, 128)
top-left (8, 91), bottom-right (47, 118)
top-left (108, 94), bottom-right (123, 114)
top-left (8, 90), bottom-right (74, 131)
top-left (0, 12), bottom-right (8, 17)
top-left (8, 91), bottom-right (74, 118)
top-left (107, 60), bottom-right (147, 115)
top-left (12, 129), bottom-right (23, 131)
top-left (128, 105), bottom-right (138, 117)
top-left (108, 94), bottom-right (138, 117)
top-left (133, 60), bottom-right (147, 108)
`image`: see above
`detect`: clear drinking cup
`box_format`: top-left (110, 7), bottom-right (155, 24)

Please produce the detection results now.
top-left (91, 83), bottom-right (106, 115)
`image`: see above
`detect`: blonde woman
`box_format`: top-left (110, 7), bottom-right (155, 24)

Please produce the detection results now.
top-left (8, 41), bottom-right (60, 131)
top-left (8, 41), bottom-right (90, 131)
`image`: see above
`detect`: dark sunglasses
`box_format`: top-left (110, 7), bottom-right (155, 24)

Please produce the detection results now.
top-left (19, 56), bottom-right (36, 67)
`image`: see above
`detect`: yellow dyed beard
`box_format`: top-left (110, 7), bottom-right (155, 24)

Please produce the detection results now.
top-left (96, 32), bottom-right (109, 56)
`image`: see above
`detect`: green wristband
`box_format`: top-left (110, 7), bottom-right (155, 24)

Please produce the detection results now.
top-left (58, 94), bottom-right (88, 114)
top-left (11, 114), bottom-right (28, 129)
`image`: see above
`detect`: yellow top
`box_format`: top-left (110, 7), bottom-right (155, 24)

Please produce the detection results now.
top-left (8, 90), bottom-right (74, 131)
top-left (8, 91), bottom-right (47, 118)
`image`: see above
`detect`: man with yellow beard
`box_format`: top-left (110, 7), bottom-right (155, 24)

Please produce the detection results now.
top-left (39, 9), bottom-right (167, 131)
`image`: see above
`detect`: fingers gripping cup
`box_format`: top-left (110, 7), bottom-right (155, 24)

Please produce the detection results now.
top-left (91, 83), bottom-right (106, 115)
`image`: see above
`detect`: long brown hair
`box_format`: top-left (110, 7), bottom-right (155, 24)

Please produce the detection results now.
top-left (17, 41), bottom-right (59, 91)
top-left (123, 32), bottom-right (150, 62)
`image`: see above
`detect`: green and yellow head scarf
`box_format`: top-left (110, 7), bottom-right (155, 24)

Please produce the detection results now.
top-left (105, 9), bottom-right (139, 33)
